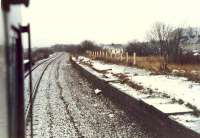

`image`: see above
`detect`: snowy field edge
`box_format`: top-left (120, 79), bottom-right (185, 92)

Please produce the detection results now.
top-left (70, 55), bottom-right (200, 137)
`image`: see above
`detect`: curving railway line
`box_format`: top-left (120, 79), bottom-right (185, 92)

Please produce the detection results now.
top-left (24, 52), bottom-right (163, 138)
top-left (24, 53), bottom-right (64, 123)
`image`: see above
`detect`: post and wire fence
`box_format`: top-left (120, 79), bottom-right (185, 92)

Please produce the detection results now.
top-left (86, 50), bottom-right (136, 66)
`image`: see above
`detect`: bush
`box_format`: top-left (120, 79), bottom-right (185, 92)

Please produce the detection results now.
top-left (24, 47), bottom-right (53, 63)
top-left (78, 40), bottom-right (101, 54)
top-left (126, 41), bottom-right (160, 56)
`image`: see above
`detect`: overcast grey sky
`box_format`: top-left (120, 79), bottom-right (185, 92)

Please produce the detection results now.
top-left (21, 0), bottom-right (200, 47)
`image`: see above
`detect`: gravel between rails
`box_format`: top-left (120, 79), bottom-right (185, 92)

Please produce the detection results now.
top-left (26, 53), bottom-right (161, 138)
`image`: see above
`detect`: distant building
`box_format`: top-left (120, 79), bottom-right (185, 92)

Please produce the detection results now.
top-left (179, 28), bottom-right (200, 55)
top-left (180, 27), bottom-right (200, 45)
top-left (102, 44), bottom-right (124, 54)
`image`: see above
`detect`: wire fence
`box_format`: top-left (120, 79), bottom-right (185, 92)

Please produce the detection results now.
top-left (86, 50), bottom-right (136, 66)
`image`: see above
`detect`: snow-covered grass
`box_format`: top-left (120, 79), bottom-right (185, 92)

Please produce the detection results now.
top-left (77, 57), bottom-right (200, 111)
top-left (89, 54), bottom-right (200, 82)
top-left (170, 114), bottom-right (200, 133)
top-left (132, 74), bottom-right (200, 110)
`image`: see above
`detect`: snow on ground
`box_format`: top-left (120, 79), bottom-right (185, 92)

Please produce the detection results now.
top-left (24, 61), bottom-right (47, 113)
top-left (26, 53), bottom-right (160, 138)
top-left (26, 55), bottom-right (78, 137)
top-left (170, 114), bottom-right (200, 133)
top-left (24, 59), bottom-right (29, 64)
top-left (133, 75), bottom-right (200, 109)
top-left (24, 54), bottom-right (59, 116)
top-left (77, 57), bottom-right (200, 111)
top-left (74, 56), bottom-right (200, 134)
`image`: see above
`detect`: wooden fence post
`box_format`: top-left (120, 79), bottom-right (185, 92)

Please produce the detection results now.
top-left (126, 52), bottom-right (128, 64)
top-left (133, 52), bottom-right (136, 65)
top-left (99, 51), bottom-right (101, 58)
top-left (115, 51), bottom-right (117, 62)
top-left (120, 53), bottom-right (122, 62)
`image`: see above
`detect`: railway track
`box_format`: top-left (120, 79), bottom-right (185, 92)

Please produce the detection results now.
top-left (24, 54), bottom-right (57, 78)
top-left (25, 53), bottom-right (163, 138)
top-left (25, 53), bottom-right (64, 124)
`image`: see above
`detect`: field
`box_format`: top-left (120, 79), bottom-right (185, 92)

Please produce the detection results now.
top-left (87, 51), bottom-right (200, 82)
top-left (135, 56), bottom-right (200, 82)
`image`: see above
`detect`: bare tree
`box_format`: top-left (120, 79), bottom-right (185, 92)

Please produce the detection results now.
top-left (169, 27), bottom-right (184, 63)
top-left (186, 27), bottom-right (194, 38)
top-left (79, 40), bottom-right (100, 54)
top-left (146, 22), bottom-right (173, 70)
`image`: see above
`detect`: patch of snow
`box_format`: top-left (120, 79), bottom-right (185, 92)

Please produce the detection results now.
top-left (172, 69), bottom-right (180, 75)
top-left (193, 53), bottom-right (200, 56)
top-left (78, 56), bottom-right (91, 63)
top-left (92, 62), bottom-right (111, 71)
top-left (150, 103), bottom-right (193, 114)
top-left (94, 89), bottom-right (102, 95)
top-left (142, 97), bottom-right (171, 105)
top-left (71, 57), bottom-right (76, 61)
top-left (170, 114), bottom-right (200, 133)
top-left (24, 59), bottom-right (29, 64)
top-left (132, 75), bottom-right (200, 110)
top-left (108, 114), bottom-right (114, 118)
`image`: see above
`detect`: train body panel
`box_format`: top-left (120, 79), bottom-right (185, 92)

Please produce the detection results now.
top-left (1, 1), bottom-right (29, 137)
top-left (0, 7), bottom-right (8, 138)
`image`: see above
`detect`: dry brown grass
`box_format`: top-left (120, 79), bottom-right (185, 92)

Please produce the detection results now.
top-left (135, 56), bottom-right (200, 82)
top-left (136, 56), bottom-right (164, 72)
top-left (136, 56), bottom-right (200, 72)
top-left (87, 54), bottom-right (200, 82)
top-left (112, 73), bottom-right (144, 90)
top-left (168, 64), bottom-right (200, 72)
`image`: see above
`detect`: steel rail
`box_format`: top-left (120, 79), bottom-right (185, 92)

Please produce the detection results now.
top-left (24, 54), bottom-right (57, 78)
top-left (25, 53), bottom-right (64, 124)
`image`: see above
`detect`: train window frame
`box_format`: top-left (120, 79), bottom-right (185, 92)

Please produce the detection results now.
top-left (1, 0), bottom-right (29, 11)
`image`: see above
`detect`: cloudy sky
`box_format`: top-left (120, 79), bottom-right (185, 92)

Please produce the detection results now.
top-left (21, 0), bottom-right (200, 47)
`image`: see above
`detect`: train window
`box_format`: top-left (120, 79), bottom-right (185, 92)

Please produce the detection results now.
top-left (1, 1), bottom-right (200, 138)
